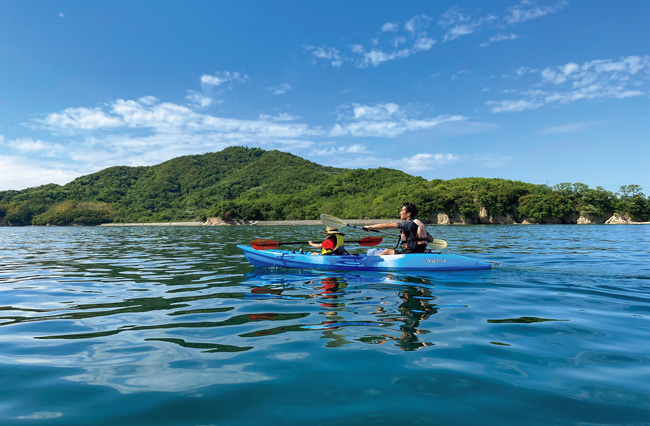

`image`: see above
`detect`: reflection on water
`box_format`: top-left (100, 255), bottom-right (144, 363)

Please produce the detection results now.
top-left (237, 271), bottom-right (445, 351)
top-left (1, 225), bottom-right (650, 424)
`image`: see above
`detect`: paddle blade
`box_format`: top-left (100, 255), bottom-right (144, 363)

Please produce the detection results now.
top-left (429, 238), bottom-right (447, 250)
top-left (320, 213), bottom-right (345, 229)
top-left (359, 236), bottom-right (382, 246)
top-left (251, 239), bottom-right (280, 250)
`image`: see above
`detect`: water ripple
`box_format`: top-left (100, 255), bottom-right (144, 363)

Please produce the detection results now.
top-left (1, 225), bottom-right (649, 424)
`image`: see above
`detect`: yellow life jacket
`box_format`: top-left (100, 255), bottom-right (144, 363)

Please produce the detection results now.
top-left (321, 234), bottom-right (346, 255)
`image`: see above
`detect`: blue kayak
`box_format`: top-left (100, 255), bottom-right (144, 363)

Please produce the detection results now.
top-left (238, 244), bottom-right (491, 272)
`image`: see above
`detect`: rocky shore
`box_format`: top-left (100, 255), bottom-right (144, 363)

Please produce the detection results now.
top-left (100, 218), bottom-right (390, 227)
top-left (429, 210), bottom-right (649, 225)
top-left (98, 215), bottom-right (648, 227)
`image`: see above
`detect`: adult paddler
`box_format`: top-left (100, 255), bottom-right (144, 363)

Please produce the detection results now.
top-left (363, 202), bottom-right (431, 255)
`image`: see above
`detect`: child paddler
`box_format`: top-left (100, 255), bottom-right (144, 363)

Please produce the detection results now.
top-left (308, 227), bottom-right (348, 255)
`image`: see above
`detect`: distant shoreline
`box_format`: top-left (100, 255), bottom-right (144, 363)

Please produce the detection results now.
top-left (98, 219), bottom-right (391, 227)
top-left (97, 219), bottom-right (650, 227)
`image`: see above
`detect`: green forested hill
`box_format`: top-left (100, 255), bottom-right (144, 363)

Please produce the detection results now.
top-left (0, 146), bottom-right (648, 225)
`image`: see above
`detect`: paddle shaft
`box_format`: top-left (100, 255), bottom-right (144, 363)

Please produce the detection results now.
top-left (250, 236), bottom-right (383, 250)
top-left (348, 223), bottom-right (400, 237)
top-left (274, 239), bottom-right (373, 246)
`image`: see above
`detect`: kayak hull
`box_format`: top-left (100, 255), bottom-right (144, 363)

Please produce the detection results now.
top-left (238, 245), bottom-right (491, 272)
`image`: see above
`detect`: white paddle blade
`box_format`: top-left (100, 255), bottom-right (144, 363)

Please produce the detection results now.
top-left (320, 213), bottom-right (345, 229)
top-left (429, 239), bottom-right (447, 250)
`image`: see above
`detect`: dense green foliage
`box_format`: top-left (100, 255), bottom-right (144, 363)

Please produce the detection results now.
top-left (0, 146), bottom-right (648, 225)
top-left (32, 201), bottom-right (116, 226)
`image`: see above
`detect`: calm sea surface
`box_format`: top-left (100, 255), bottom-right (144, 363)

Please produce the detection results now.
top-left (1, 225), bottom-right (649, 425)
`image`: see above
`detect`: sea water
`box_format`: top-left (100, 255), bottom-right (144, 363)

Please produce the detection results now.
top-left (0, 225), bottom-right (649, 425)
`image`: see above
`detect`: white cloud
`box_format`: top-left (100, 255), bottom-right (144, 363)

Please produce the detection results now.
top-left (438, 1), bottom-right (564, 44)
top-left (307, 2), bottom-right (570, 67)
top-left (32, 97), bottom-right (320, 140)
top-left (402, 152), bottom-right (458, 172)
top-left (539, 121), bottom-right (601, 134)
top-left (319, 150), bottom-right (460, 174)
top-left (351, 37), bottom-right (436, 68)
top-left (391, 36), bottom-right (407, 48)
top-left (35, 106), bottom-right (123, 131)
top-left (0, 154), bottom-right (83, 190)
top-left (488, 55), bottom-right (650, 113)
top-left (480, 33), bottom-right (519, 47)
top-left (6, 138), bottom-right (48, 152)
top-left (200, 71), bottom-right (249, 88)
top-left (311, 143), bottom-right (370, 156)
top-left (258, 113), bottom-right (301, 122)
top-left (505, 0), bottom-right (568, 24)
top-left (451, 69), bottom-right (470, 81)
top-left (268, 83), bottom-right (292, 95)
top-left (405, 15), bottom-right (431, 35)
top-left (413, 37), bottom-right (436, 52)
top-left (304, 45), bottom-right (344, 67)
top-left (487, 99), bottom-right (544, 113)
top-left (382, 22), bottom-right (398, 32)
top-left (185, 90), bottom-right (213, 107)
top-left (307, 14), bottom-right (437, 69)
top-left (350, 102), bottom-right (401, 121)
top-left (2, 137), bottom-right (65, 158)
top-left (356, 48), bottom-right (411, 67)
top-left (439, 6), bottom-right (486, 42)
top-left (58, 13), bottom-right (65, 18)
top-left (331, 102), bottom-right (466, 137)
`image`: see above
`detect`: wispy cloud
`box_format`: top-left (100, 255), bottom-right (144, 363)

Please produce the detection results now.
top-left (0, 154), bottom-right (83, 189)
top-left (185, 90), bottom-right (213, 107)
top-left (2, 137), bottom-right (64, 157)
top-left (381, 22), bottom-right (399, 32)
top-left (439, 0), bottom-right (563, 45)
top-left (310, 143), bottom-right (371, 156)
top-left (306, 1), bottom-right (568, 69)
top-left (200, 71), bottom-right (249, 88)
top-left (505, 0), bottom-right (568, 24)
top-left (306, 14), bottom-right (436, 69)
top-left (480, 33), bottom-right (519, 47)
top-left (258, 113), bottom-right (301, 122)
top-left (439, 6), bottom-right (491, 42)
top-left (402, 152), bottom-right (458, 172)
top-left (304, 45), bottom-right (344, 67)
top-left (539, 121), bottom-right (602, 134)
top-left (268, 83), bottom-right (292, 95)
top-left (309, 147), bottom-right (460, 175)
top-left (405, 14), bottom-right (432, 35)
top-left (330, 102), bottom-right (466, 137)
top-left (487, 55), bottom-right (650, 113)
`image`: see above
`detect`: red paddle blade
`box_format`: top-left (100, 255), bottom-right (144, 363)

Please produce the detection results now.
top-left (251, 239), bottom-right (280, 250)
top-left (359, 236), bottom-right (382, 246)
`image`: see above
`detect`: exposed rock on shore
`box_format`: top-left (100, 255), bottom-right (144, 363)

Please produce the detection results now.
top-left (429, 211), bottom-right (647, 225)
top-left (605, 214), bottom-right (632, 224)
top-left (203, 217), bottom-right (258, 226)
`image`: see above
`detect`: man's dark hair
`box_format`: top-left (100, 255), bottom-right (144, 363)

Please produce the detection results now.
top-left (403, 202), bottom-right (418, 218)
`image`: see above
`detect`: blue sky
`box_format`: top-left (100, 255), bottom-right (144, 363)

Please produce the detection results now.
top-left (1, 1), bottom-right (649, 193)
